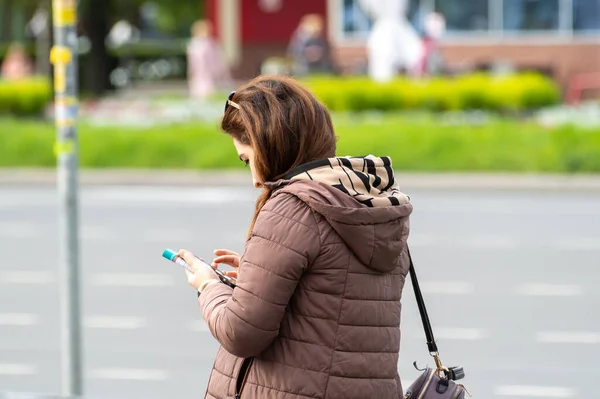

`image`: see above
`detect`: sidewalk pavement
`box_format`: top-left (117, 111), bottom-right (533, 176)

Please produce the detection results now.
top-left (1, 169), bottom-right (600, 191)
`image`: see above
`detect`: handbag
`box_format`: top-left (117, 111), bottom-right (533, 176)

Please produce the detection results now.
top-left (404, 248), bottom-right (472, 399)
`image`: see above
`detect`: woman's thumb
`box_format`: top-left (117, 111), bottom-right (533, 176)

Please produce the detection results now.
top-left (178, 249), bottom-right (192, 263)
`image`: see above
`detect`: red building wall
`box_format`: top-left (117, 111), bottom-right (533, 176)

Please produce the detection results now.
top-left (206, 0), bottom-right (220, 40)
top-left (206, 0), bottom-right (327, 44)
top-left (206, 0), bottom-right (328, 78)
top-left (241, 0), bottom-right (327, 44)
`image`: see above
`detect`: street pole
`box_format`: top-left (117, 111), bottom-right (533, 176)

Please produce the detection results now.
top-left (50, 0), bottom-right (83, 397)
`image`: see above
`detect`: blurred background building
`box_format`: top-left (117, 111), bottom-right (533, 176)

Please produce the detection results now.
top-left (1, 0), bottom-right (598, 95)
top-left (334, 0), bottom-right (600, 88)
top-left (206, 0), bottom-right (600, 87)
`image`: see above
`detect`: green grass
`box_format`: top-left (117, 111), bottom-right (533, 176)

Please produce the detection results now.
top-left (1, 113), bottom-right (599, 172)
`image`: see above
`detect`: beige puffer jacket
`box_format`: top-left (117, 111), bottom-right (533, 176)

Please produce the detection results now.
top-left (199, 156), bottom-right (413, 399)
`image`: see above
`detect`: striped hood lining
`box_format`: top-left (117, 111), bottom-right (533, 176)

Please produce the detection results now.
top-left (283, 155), bottom-right (410, 208)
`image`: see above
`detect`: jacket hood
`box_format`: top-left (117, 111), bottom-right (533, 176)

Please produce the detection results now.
top-left (267, 156), bottom-right (412, 273)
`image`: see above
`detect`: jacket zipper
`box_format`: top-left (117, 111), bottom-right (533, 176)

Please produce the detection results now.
top-left (234, 357), bottom-right (254, 399)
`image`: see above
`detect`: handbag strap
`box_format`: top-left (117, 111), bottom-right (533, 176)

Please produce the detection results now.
top-left (407, 247), bottom-right (438, 354)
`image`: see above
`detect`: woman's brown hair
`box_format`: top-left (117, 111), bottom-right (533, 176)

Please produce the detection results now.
top-left (220, 75), bottom-right (337, 233)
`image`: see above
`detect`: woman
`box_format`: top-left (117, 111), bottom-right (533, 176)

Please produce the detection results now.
top-left (178, 75), bottom-right (413, 399)
top-left (186, 20), bottom-right (231, 99)
top-left (287, 14), bottom-right (336, 76)
top-left (1, 42), bottom-right (33, 80)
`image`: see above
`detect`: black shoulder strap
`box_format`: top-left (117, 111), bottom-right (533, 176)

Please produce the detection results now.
top-left (407, 247), bottom-right (438, 354)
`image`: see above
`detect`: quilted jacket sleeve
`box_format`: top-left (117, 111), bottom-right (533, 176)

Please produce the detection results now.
top-left (198, 191), bottom-right (321, 358)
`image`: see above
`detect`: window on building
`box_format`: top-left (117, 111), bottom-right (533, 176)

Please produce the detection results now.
top-left (341, 0), bottom-right (420, 38)
top-left (342, 0), bottom-right (372, 38)
top-left (337, 0), bottom-right (599, 40)
top-left (502, 0), bottom-right (559, 31)
top-left (434, 0), bottom-right (489, 31)
top-left (573, 0), bottom-right (600, 31)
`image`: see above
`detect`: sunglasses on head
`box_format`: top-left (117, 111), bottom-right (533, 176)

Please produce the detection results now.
top-left (224, 91), bottom-right (240, 113)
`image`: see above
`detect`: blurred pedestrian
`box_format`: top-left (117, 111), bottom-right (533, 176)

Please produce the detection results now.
top-left (186, 20), bottom-right (230, 99)
top-left (177, 75), bottom-right (413, 398)
top-left (418, 12), bottom-right (446, 77)
top-left (359, 0), bottom-right (424, 81)
top-left (288, 14), bottom-right (336, 76)
top-left (1, 42), bottom-right (33, 80)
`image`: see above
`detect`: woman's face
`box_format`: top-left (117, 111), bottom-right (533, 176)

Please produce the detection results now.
top-left (233, 138), bottom-right (261, 188)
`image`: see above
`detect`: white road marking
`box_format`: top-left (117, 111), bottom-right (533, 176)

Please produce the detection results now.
top-left (415, 202), bottom-right (600, 216)
top-left (410, 234), bottom-right (521, 249)
top-left (142, 229), bottom-right (194, 243)
top-left (89, 368), bottom-right (168, 381)
top-left (0, 271), bottom-right (54, 284)
top-left (516, 283), bottom-right (583, 297)
top-left (91, 273), bottom-right (174, 287)
top-left (462, 235), bottom-right (519, 250)
top-left (434, 327), bottom-right (487, 341)
top-left (82, 226), bottom-right (113, 241)
top-left (190, 320), bottom-right (210, 332)
top-left (0, 222), bottom-right (40, 239)
top-left (84, 316), bottom-right (146, 329)
top-left (0, 313), bottom-right (39, 326)
top-left (0, 191), bottom-right (56, 208)
top-left (408, 234), bottom-right (436, 248)
top-left (0, 364), bottom-right (38, 376)
top-left (536, 331), bottom-right (600, 344)
top-left (420, 281), bottom-right (474, 295)
top-left (555, 238), bottom-right (600, 251)
top-left (495, 385), bottom-right (575, 397)
top-left (85, 187), bottom-right (255, 204)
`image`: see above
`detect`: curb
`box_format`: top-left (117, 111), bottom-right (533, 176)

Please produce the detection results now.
top-left (1, 169), bottom-right (600, 191)
top-left (0, 169), bottom-right (251, 187)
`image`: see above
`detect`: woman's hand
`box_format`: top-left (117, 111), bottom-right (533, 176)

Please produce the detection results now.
top-left (212, 249), bottom-right (240, 279)
top-left (178, 249), bottom-right (219, 292)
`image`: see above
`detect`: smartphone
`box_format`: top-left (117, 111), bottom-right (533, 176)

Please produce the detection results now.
top-left (197, 257), bottom-right (237, 289)
top-left (162, 248), bottom-right (237, 288)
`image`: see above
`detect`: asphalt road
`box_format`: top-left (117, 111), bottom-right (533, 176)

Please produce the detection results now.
top-left (0, 184), bottom-right (598, 399)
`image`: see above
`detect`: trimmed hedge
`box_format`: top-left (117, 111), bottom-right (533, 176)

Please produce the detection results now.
top-left (304, 73), bottom-right (561, 113)
top-left (1, 114), bottom-right (599, 172)
top-left (0, 77), bottom-right (52, 116)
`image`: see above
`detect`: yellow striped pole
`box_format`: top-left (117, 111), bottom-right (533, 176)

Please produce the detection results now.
top-left (50, 0), bottom-right (83, 396)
